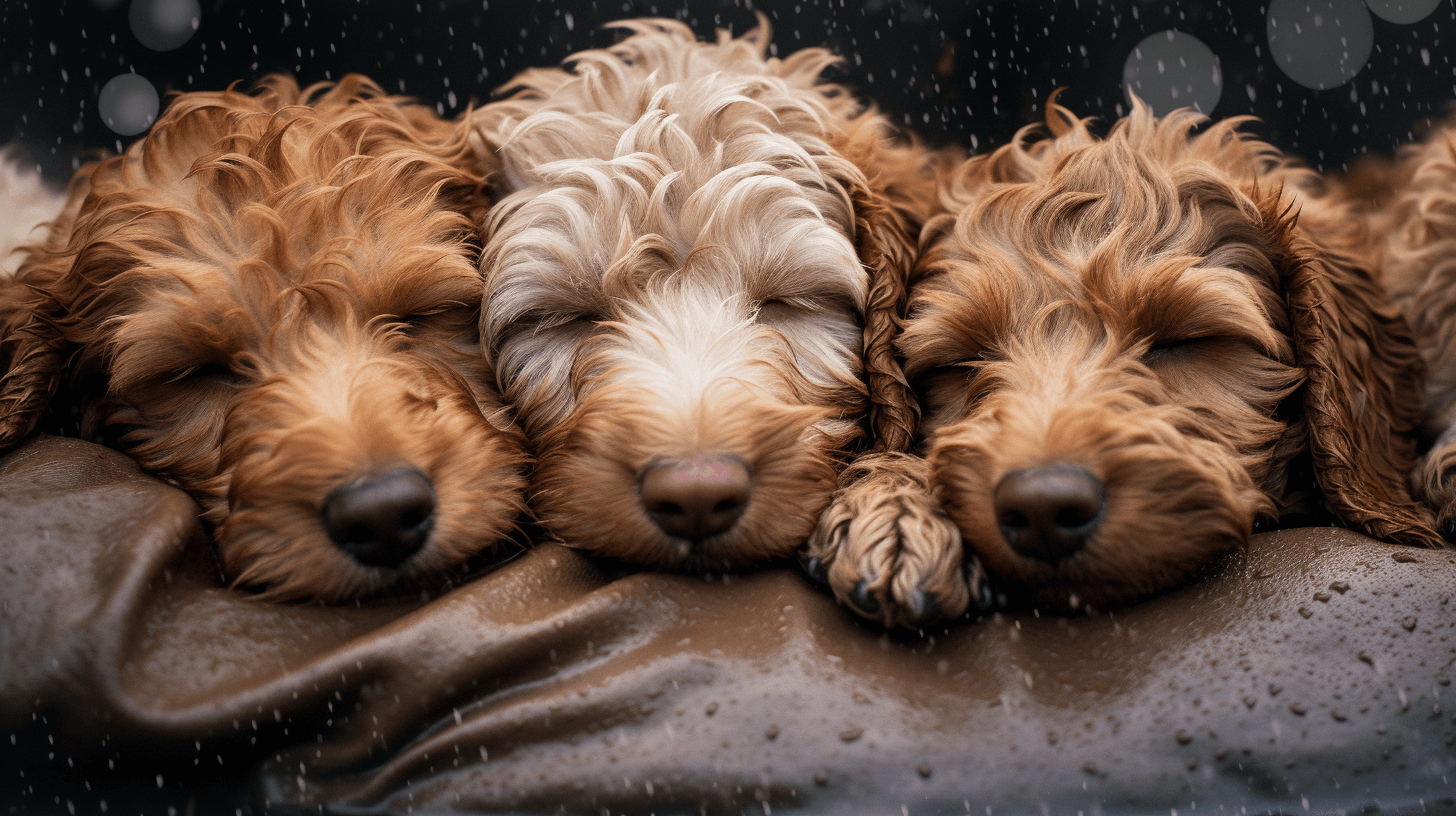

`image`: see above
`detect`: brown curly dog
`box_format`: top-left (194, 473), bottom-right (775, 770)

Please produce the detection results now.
top-left (0, 75), bottom-right (528, 601)
top-left (805, 99), bottom-right (1442, 627)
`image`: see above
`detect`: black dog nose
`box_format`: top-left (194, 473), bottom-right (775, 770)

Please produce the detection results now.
top-left (639, 454), bottom-right (752, 541)
top-left (994, 463), bottom-right (1105, 563)
top-left (322, 467), bottom-right (437, 568)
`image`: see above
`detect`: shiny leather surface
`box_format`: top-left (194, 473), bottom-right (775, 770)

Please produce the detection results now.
top-left (3, 435), bottom-right (1454, 814)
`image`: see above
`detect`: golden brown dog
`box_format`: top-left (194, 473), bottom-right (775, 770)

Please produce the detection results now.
top-left (470, 18), bottom-right (934, 571)
top-left (0, 75), bottom-right (529, 601)
top-left (806, 100), bottom-right (1442, 627)
top-left (1352, 118), bottom-right (1456, 539)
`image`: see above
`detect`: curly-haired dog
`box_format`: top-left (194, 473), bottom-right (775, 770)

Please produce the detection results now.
top-left (805, 100), bottom-right (1442, 626)
top-left (0, 75), bottom-right (529, 601)
top-left (470, 18), bottom-right (934, 571)
top-left (1354, 118), bottom-right (1456, 539)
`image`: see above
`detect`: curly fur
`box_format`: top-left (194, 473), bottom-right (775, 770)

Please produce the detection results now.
top-left (808, 99), bottom-right (1440, 625)
top-left (1354, 118), bottom-right (1456, 538)
top-left (0, 75), bottom-right (529, 601)
top-left (470, 17), bottom-right (935, 570)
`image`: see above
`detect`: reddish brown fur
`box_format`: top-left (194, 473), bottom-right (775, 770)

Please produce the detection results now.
top-left (807, 100), bottom-right (1439, 626)
top-left (0, 75), bottom-right (529, 601)
top-left (1352, 118), bottom-right (1456, 537)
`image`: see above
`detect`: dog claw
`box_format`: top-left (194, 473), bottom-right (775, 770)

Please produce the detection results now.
top-left (849, 579), bottom-right (881, 616)
top-left (1441, 516), bottom-right (1456, 544)
top-left (802, 556), bottom-right (831, 587)
top-left (964, 558), bottom-right (995, 612)
top-left (904, 588), bottom-right (940, 627)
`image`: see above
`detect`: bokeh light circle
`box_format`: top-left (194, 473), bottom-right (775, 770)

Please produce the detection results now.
top-left (98, 73), bottom-right (160, 136)
top-left (128, 0), bottom-right (201, 52)
top-left (1266, 0), bottom-right (1374, 90)
top-left (1121, 30), bottom-right (1223, 116)
top-left (1364, 0), bottom-right (1442, 24)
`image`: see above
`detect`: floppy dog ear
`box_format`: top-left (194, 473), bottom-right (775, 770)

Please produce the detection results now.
top-left (1262, 187), bottom-right (1444, 548)
top-left (0, 281), bottom-right (71, 451)
top-left (833, 126), bottom-right (946, 454)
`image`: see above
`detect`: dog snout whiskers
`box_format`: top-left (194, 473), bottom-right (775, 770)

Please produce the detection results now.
top-left (994, 463), bottom-right (1105, 563)
top-left (322, 467), bottom-right (437, 568)
top-left (639, 454), bottom-right (752, 542)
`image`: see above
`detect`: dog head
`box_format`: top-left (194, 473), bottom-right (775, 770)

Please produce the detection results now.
top-left (0, 75), bottom-right (529, 601)
top-left (472, 18), bottom-right (934, 571)
top-left (900, 99), bottom-right (1438, 608)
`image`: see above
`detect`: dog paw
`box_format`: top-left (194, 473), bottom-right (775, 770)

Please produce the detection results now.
top-left (802, 452), bottom-right (990, 629)
top-left (1419, 442), bottom-right (1456, 543)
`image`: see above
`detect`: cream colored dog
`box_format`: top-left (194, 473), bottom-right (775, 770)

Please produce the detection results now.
top-left (471, 18), bottom-right (935, 572)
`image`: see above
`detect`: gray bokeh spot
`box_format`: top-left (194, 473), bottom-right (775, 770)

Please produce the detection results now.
top-left (98, 73), bottom-right (160, 136)
top-left (1267, 0), bottom-right (1374, 90)
top-left (1122, 30), bottom-right (1223, 117)
top-left (128, 0), bottom-right (200, 52)
top-left (1364, 0), bottom-right (1442, 24)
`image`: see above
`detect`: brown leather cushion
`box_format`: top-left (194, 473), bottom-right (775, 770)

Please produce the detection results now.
top-left (3, 434), bottom-right (1454, 814)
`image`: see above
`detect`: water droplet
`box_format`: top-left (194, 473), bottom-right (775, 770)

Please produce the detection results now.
top-left (839, 726), bottom-right (864, 742)
top-left (1290, 702), bottom-right (1308, 715)
top-left (1313, 591), bottom-right (1332, 602)
top-left (1175, 729), bottom-right (1193, 744)
top-left (916, 763), bottom-right (932, 778)
top-left (1402, 616), bottom-right (1418, 631)
top-left (765, 725), bottom-right (779, 740)
top-left (1330, 581), bottom-right (1351, 594)
top-left (705, 702), bottom-right (718, 716)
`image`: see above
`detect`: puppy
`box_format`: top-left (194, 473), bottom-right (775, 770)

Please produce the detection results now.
top-left (1354, 117), bottom-right (1456, 538)
top-left (0, 75), bottom-right (529, 601)
top-left (470, 18), bottom-right (935, 571)
top-left (806, 99), bottom-right (1442, 626)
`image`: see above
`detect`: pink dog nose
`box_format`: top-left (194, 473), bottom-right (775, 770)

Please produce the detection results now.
top-left (994, 463), bottom-right (1105, 563)
top-left (639, 454), bottom-right (752, 541)
top-left (323, 467), bottom-right (437, 568)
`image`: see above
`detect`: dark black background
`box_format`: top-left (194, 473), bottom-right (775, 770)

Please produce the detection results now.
top-left (2, 1), bottom-right (1453, 182)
